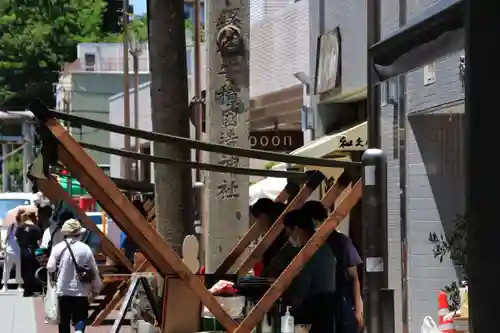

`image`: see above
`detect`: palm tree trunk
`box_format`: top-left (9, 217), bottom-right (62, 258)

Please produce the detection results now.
top-left (138, 1), bottom-right (193, 331)
top-left (148, 0), bottom-right (192, 253)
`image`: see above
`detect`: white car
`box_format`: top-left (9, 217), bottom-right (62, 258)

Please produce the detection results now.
top-left (0, 192), bottom-right (41, 224)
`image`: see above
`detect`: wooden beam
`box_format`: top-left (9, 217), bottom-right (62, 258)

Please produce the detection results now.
top-left (39, 117), bottom-right (237, 331)
top-left (33, 177), bottom-right (134, 272)
top-left (31, 105), bottom-right (360, 333)
top-left (103, 275), bottom-right (134, 283)
top-left (320, 177), bottom-right (350, 207)
top-left (92, 202), bottom-right (159, 326)
top-left (87, 282), bottom-right (121, 323)
top-left (214, 184), bottom-right (292, 275)
top-left (235, 180), bottom-right (363, 333)
top-left (236, 171), bottom-right (325, 276)
top-left (261, 175), bottom-right (351, 277)
top-left (92, 283), bottom-right (130, 326)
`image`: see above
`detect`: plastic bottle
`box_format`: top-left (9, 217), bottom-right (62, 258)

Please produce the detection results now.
top-left (281, 306), bottom-right (294, 333)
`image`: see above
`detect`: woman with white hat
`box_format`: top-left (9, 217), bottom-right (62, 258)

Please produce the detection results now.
top-left (47, 218), bottom-right (102, 333)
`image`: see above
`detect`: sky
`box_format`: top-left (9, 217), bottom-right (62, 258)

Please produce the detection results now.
top-left (130, 0), bottom-right (147, 15)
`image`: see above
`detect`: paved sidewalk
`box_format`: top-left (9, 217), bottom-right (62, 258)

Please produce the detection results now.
top-left (0, 289), bottom-right (133, 333)
top-left (0, 290), bottom-right (38, 332)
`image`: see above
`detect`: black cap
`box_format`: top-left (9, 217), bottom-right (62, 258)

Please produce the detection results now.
top-left (251, 198), bottom-right (276, 218)
top-left (301, 200), bottom-right (328, 221)
top-left (283, 209), bottom-right (315, 233)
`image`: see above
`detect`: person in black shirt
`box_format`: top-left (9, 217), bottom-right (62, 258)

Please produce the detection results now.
top-left (36, 204), bottom-right (53, 233)
top-left (301, 200), bottom-right (364, 333)
top-left (250, 198), bottom-right (288, 269)
top-left (282, 209), bottom-right (337, 333)
top-left (16, 211), bottom-right (43, 296)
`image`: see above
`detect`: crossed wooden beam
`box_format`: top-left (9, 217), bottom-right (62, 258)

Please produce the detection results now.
top-left (29, 101), bottom-right (363, 333)
top-left (91, 200), bottom-right (158, 326)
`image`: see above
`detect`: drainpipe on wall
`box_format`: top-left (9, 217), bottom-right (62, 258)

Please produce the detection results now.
top-left (319, 0), bottom-right (325, 35)
top-left (397, 0), bottom-right (409, 331)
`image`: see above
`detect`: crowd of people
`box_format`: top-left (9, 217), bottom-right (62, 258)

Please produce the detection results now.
top-left (1, 195), bottom-right (359, 333)
top-left (2, 204), bottom-right (50, 295)
top-left (1, 202), bottom-right (102, 333)
top-left (250, 198), bottom-right (364, 333)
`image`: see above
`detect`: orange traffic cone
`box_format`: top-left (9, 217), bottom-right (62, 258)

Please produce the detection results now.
top-left (438, 291), bottom-right (456, 332)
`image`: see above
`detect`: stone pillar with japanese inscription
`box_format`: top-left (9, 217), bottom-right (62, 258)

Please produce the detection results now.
top-left (204, 0), bottom-right (250, 272)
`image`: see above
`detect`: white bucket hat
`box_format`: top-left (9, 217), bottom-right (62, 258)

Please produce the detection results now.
top-left (61, 218), bottom-right (86, 236)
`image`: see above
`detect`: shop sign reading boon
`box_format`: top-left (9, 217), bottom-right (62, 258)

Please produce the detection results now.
top-left (249, 130), bottom-right (303, 151)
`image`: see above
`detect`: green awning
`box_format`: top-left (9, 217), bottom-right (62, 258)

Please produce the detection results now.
top-left (58, 176), bottom-right (88, 196)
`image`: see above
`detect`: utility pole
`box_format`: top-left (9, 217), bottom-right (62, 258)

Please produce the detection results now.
top-left (22, 121), bottom-right (34, 192)
top-left (65, 114), bottom-right (73, 197)
top-left (204, 0), bottom-right (250, 272)
top-left (122, 0), bottom-right (131, 179)
top-left (193, 0), bottom-right (206, 261)
top-left (129, 35), bottom-right (142, 182)
top-left (364, 0), bottom-right (393, 333)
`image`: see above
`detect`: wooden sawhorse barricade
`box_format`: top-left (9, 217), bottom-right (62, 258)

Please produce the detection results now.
top-left (29, 100), bottom-right (362, 333)
top-left (29, 161), bottom-right (161, 324)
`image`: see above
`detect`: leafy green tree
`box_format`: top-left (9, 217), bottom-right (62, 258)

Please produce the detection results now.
top-left (6, 150), bottom-right (23, 189)
top-left (0, 0), bottom-right (119, 108)
top-left (129, 14), bottom-right (148, 41)
top-left (0, 149), bottom-right (23, 190)
top-left (0, 1), bottom-right (201, 109)
top-left (128, 14), bottom-right (202, 43)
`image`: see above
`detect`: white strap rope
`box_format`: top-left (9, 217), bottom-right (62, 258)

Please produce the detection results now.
top-left (438, 322), bottom-right (456, 331)
top-left (0, 142), bottom-right (28, 162)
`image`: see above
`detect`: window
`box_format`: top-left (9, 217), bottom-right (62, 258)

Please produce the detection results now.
top-left (84, 53), bottom-right (96, 71)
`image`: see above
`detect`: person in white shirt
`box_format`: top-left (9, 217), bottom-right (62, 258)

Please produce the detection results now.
top-left (2, 209), bottom-right (24, 292)
top-left (47, 219), bottom-right (102, 333)
top-left (40, 223), bottom-right (64, 249)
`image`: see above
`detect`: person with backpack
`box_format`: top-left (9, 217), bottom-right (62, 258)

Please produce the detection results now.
top-left (1, 208), bottom-right (25, 292)
top-left (46, 218), bottom-right (102, 333)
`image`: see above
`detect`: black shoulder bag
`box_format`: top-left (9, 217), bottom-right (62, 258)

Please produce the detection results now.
top-left (64, 240), bottom-right (95, 284)
top-left (47, 223), bottom-right (63, 253)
